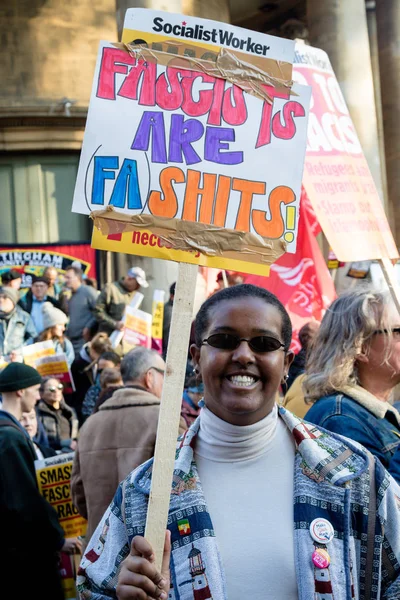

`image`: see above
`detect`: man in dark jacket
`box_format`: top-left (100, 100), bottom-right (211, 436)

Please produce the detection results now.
top-left (18, 274), bottom-right (63, 334)
top-left (0, 362), bottom-right (81, 599)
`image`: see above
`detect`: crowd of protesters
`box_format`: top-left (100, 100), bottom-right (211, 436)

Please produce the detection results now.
top-left (1, 266), bottom-right (400, 599)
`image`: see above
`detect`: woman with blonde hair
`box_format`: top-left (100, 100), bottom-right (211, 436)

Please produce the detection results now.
top-left (304, 287), bottom-right (400, 482)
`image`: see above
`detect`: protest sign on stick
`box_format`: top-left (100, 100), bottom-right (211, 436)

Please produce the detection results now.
top-left (293, 43), bottom-right (400, 309)
top-left (72, 8), bottom-right (311, 566)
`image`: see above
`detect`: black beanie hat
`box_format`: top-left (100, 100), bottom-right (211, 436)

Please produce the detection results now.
top-left (0, 363), bottom-right (42, 392)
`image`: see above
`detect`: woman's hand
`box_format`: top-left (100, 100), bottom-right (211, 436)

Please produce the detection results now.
top-left (61, 537), bottom-right (83, 554)
top-left (117, 532), bottom-right (171, 600)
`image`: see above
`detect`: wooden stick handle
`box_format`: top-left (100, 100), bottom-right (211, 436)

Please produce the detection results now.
top-left (379, 257), bottom-right (400, 315)
top-left (144, 262), bottom-right (198, 570)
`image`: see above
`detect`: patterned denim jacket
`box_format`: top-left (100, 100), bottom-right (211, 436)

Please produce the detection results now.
top-left (77, 407), bottom-right (400, 600)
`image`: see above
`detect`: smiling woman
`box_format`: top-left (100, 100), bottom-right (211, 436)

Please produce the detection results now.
top-left (78, 285), bottom-right (400, 600)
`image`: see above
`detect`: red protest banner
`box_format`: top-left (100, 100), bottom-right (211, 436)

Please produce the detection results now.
top-left (0, 243), bottom-right (98, 289)
top-left (244, 190), bottom-right (336, 351)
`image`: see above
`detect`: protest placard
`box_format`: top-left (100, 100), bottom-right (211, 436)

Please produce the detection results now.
top-left (151, 289), bottom-right (165, 354)
top-left (35, 452), bottom-right (86, 538)
top-left (72, 8), bottom-right (311, 567)
top-left (293, 43), bottom-right (398, 263)
top-left (23, 341), bottom-right (75, 393)
top-left (123, 306), bottom-right (152, 348)
top-left (72, 9), bottom-right (311, 275)
top-left (22, 340), bottom-right (56, 366)
top-left (35, 353), bottom-right (75, 393)
top-left (35, 452), bottom-right (86, 600)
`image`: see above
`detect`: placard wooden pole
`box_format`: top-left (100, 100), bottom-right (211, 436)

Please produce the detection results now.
top-left (379, 257), bottom-right (400, 315)
top-left (222, 270), bottom-right (229, 288)
top-left (145, 262), bottom-right (199, 569)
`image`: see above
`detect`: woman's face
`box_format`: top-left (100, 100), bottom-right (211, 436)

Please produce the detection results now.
top-left (41, 378), bottom-right (63, 405)
top-left (191, 297), bottom-right (293, 426)
top-left (358, 308), bottom-right (400, 387)
top-left (53, 323), bottom-right (65, 337)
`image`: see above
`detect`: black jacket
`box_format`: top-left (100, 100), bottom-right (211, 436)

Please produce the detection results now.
top-left (0, 411), bottom-right (65, 599)
top-left (18, 290), bottom-right (63, 315)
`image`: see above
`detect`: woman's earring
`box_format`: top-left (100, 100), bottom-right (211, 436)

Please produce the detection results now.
top-left (281, 374), bottom-right (288, 395)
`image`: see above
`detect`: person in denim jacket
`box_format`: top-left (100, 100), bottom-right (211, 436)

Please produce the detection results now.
top-left (0, 286), bottom-right (37, 359)
top-left (304, 288), bottom-right (400, 484)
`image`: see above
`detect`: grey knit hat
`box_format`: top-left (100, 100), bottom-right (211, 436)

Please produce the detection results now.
top-left (0, 286), bottom-right (19, 307)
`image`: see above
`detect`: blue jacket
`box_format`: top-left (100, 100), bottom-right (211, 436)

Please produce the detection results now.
top-left (305, 392), bottom-right (400, 484)
top-left (77, 407), bottom-right (400, 600)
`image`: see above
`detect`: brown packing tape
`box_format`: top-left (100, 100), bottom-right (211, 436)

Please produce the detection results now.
top-left (91, 208), bottom-right (286, 265)
top-left (112, 41), bottom-right (294, 104)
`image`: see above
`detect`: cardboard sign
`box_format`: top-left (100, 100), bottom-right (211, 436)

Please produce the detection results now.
top-left (72, 9), bottom-right (311, 272)
top-left (293, 43), bottom-right (398, 262)
top-left (35, 452), bottom-right (87, 539)
top-left (151, 289), bottom-right (165, 354)
top-left (123, 306), bottom-right (152, 348)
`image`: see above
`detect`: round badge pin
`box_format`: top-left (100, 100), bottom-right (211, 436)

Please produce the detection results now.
top-left (309, 518), bottom-right (334, 544)
top-left (312, 548), bottom-right (331, 569)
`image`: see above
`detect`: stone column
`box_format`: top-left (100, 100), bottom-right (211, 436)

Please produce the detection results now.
top-left (375, 0), bottom-right (400, 243)
top-left (307, 0), bottom-right (385, 204)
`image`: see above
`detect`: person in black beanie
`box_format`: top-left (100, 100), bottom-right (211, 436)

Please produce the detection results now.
top-left (0, 362), bottom-right (82, 600)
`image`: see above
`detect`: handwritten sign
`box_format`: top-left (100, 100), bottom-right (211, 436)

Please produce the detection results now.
top-left (293, 43), bottom-right (398, 261)
top-left (72, 9), bottom-right (311, 271)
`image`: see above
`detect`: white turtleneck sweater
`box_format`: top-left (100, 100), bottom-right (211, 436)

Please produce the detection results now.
top-left (195, 405), bottom-right (298, 600)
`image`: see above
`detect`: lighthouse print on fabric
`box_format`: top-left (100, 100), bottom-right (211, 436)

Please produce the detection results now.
top-left (177, 544), bottom-right (213, 600)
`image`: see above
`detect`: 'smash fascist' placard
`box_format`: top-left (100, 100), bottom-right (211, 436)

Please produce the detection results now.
top-left (293, 44), bottom-right (398, 262)
top-left (35, 453), bottom-right (87, 539)
top-left (72, 9), bottom-right (311, 271)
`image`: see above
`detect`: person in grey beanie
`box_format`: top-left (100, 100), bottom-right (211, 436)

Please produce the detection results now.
top-left (0, 286), bottom-right (37, 360)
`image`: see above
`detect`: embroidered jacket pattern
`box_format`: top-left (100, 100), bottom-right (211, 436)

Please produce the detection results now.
top-left (77, 407), bottom-right (400, 600)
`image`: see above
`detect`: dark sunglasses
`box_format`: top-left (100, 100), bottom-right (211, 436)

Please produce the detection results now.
top-left (201, 333), bottom-right (285, 353)
top-left (47, 384), bottom-right (63, 392)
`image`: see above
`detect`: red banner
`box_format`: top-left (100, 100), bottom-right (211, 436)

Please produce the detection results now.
top-left (0, 243), bottom-right (98, 289)
top-left (244, 190), bottom-right (336, 352)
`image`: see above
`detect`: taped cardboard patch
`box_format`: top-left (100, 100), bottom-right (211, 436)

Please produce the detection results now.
top-left (91, 208), bottom-right (286, 265)
top-left (113, 41), bottom-right (293, 103)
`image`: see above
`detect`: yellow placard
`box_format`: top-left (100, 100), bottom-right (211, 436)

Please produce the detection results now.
top-left (35, 454), bottom-right (87, 539)
top-left (92, 226), bottom-right (271, 277)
